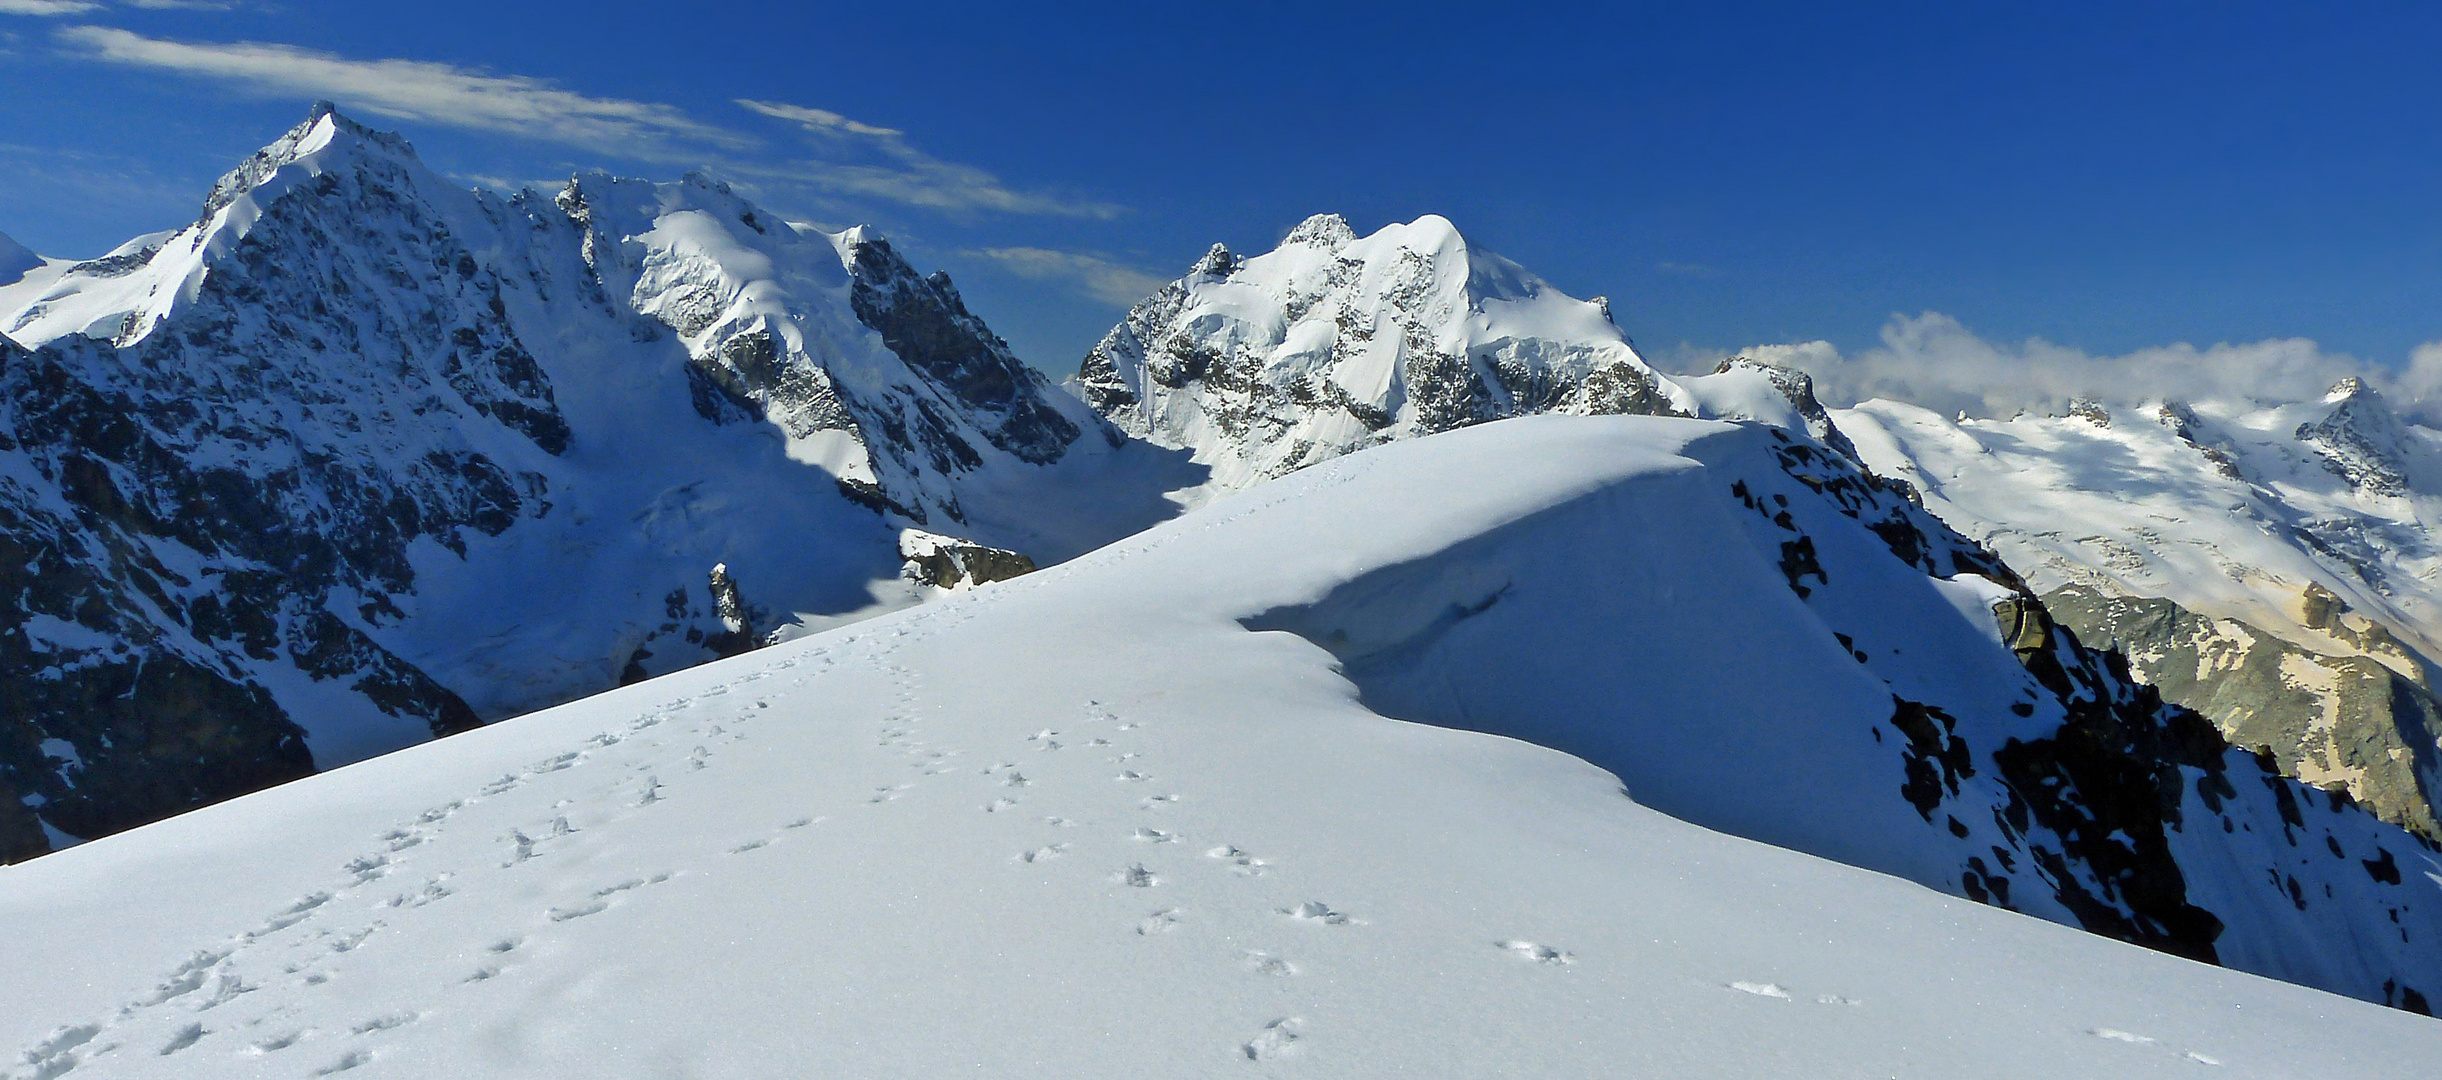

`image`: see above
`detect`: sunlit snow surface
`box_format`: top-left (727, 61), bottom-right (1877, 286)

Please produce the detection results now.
top-left (1837, 393), bottom-right (2442, 662)
top-left (4, 417), bottom-right (2437, 1078)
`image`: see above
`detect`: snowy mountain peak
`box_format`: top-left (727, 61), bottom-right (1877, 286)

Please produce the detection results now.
top-left (1678, 356), bottom-right (1861, 460)
top-left (197, 103), bottom-right (415, 225)
top-left (557, 170), bottom-right (1088, 525)
top-left (1188, 242), bottom-right (1235, 278)
top-left (4, 103), bottom-right (473, 350)
top-left (1282, 210), bottom-right (1356, 247)
top-left (0, 110), bottom-right (1157, 863)
top-left (1073, 213), bottom-right (1690, 495)
top-left (2297, 376), bottom-right (2416, 496)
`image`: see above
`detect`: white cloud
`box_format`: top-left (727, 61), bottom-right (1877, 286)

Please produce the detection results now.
top-left (2389, 342), bottom-right (2442, 422)
top-left (737, 99), bottom-right (900, 138)
top-left (34, 29), bottom-right (1116, 221)
top-left (1717, 312), bottom-right (2442, 420)
top-left (737, 99), bottom-right (1121, 219)
top-left (968, 246), bottom-right (1167, 306)
top-left (56, 25), bottom-right (749, 158)
top-left (1, 0), bottom-right (240, 13)
top-left (0, 1), bottom-right (103, 16)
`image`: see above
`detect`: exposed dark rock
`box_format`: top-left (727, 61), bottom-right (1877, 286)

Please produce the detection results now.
top-left (843, 232), bottom-right (1079, 466)
top-left (900, 530), bottom-right (1038, 589)
top-left (2042, 584), bottom-right (2442, 840)
top-left (703, 563), bottom-right (765, 658)
top-left (0, 109), bottom-right (577, 860)
top-left (2297, 378), bottom-right (2413, 496)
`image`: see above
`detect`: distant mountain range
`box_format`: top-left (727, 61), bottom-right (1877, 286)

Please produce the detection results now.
top-left (4, 106), bottom-right (2440, 1021)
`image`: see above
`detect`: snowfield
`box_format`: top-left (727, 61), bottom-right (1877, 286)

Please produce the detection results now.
top-left (5, 416), bottom-right (2436, 1078)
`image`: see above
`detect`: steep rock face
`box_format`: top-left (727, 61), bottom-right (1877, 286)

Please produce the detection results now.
top-left (1838, 390), bottom-right (2442, 843)
top-left (2043, 584), bottom-right (2442, 838)
top-left (553, 176), bottom-right (1091, 530)
top-left (1248, 418), bottom-right (2442, 1010)
top-left (2298, 378), bottom-right (2417, 497)
top-left (842, 232), bottom-right (1080, 467)
top-left (0, 338), bottom-right (321, 863)
top-left (1074, 214), bottom-right (1693, 493)
top-left (0, 107), bottom-right (1133, 860)
top-left (0, 109), bottom-right (558, 856)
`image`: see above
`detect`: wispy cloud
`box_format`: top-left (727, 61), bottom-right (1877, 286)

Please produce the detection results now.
top-left (966, 246), bottom-right (1167, 306)
top-left (738, 98), bottom-right (1121, 219)
top-left (1713, 311), bottom-right (2442, 421)
top-left (2387, 342), bottom-right (2442, 423)
top-left (736, 99), bottom-right (901, 138)
top-left (1654, 260), bottom-right (1721, 278)
top-left (55, 25), bottom-right (749, 159)
top-left (38, 29), bottom-right (1116, 221)
top-left (2, 0), bottom-right (238, 14)
top-left (0, 1), bottom-right (104, 16)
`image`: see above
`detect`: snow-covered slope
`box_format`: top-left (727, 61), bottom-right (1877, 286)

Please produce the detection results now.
top-left (1066, 213), bottom-right (2442, 862)
top-left (1837, 386), bottom-right (2442, 837)
top-left (5, 414), bottom-right (2439, 1079)
top-left (0, 232), bottom-right (70, 325)
top-left (0, 106), bottom-right (1190, 861)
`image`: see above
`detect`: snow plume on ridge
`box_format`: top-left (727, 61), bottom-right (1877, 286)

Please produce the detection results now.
top-left (0, 230), bottom-right (39, 285)
top-left (1728, 312), bottom-right (2442, 421)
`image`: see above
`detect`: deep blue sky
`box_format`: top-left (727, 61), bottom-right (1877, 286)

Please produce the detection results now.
top-left (1, 1), bottom-right (2436, 376)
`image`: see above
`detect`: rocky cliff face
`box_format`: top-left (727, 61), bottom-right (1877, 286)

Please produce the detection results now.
top-left (0, 106), bottom-right (1119, 860)
top-left (2043, 583), bottom-right (2442, 839)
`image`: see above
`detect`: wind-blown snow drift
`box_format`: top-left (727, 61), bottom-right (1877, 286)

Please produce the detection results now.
top-left (3, 415), bottom-right (2436, 1078)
